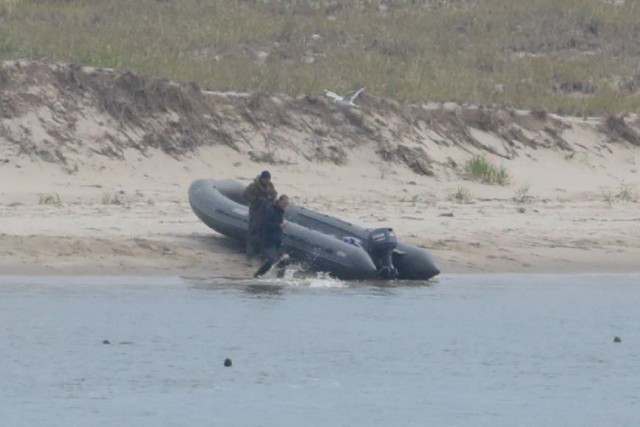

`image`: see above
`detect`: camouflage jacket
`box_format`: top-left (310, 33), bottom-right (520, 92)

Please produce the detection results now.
top-left (243, 176), bottom-right (277, 213)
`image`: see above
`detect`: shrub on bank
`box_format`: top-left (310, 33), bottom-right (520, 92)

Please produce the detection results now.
top-left (463, 156), bottom-right (510, 186)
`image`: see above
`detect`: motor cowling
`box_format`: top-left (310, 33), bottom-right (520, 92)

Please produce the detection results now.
top-left (365, 227), bottom-right (399, 279)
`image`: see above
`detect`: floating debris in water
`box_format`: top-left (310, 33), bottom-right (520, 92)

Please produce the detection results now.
top-left (224, 358), bottom-right (233, 367)
top-left (613, 336), bottom-right (622, 343)
top-left (102, 339), bottom-right (110, 345)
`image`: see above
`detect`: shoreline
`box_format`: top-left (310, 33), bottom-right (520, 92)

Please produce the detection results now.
top-left (2, 259), bottom-right (640, 278)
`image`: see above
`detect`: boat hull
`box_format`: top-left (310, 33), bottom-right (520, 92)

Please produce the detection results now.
top-left (189, 179), bottom-right (440, 280)
top-left (189, 179), bottom-right (379, 280)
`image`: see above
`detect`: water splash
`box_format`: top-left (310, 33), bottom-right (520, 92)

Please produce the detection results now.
top-left (182, 268), bottom-right (346, 290)
top-left (281, 269), bottom-right (346, 288)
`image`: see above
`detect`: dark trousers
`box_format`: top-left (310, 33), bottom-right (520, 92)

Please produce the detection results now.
top-left (253, 245), bottom-right (288, 278)
top-left (246, 211), bottom-right (263, 259)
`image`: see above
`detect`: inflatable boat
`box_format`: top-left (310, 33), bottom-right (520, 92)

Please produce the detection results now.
top-left (188, 179), bottom-right (440, 280)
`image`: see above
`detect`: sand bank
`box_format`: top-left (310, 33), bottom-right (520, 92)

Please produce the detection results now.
top-left (1, 62), bottom-right (639, 277)
top-left (1, 144), bottom-right (639, 277)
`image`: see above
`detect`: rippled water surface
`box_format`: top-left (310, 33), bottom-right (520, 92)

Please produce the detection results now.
top-left (1, 274), bottom-right (639, 427)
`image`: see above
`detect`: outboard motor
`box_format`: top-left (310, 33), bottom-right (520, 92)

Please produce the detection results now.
top-left (365, 227), bottom-right (399, 279)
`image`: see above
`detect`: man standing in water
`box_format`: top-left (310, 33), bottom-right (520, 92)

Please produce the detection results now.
top-left (243, 170), bottom-right (277, 260)
top-left (254, 195), bottom-right (290, 278)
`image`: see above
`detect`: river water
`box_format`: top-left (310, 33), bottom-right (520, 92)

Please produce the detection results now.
top-left (1, 273), bottom-right (639, 427)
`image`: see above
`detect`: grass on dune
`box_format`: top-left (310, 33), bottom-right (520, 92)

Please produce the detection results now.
top-left (2, 0), bottom-right (640, 114)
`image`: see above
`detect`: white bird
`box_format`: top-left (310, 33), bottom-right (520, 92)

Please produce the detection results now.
top-left (323, 87), bottom-right (365, 107)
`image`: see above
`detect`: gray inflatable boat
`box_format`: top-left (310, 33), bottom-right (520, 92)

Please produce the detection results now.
top-left (188, 179), bottom-right (440, 280)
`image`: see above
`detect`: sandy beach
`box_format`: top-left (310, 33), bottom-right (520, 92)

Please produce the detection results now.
top-left (1, 144), bottom-right (639, 277)
top-left (1, 62), bottom-right (639, 277)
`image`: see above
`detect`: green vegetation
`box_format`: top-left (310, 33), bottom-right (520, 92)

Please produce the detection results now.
top-left (463, 155), bottom-right (510, 186)
top-left (604, 182), bottom-right (637, 204)
top-left (617, 183), bottom-right (637, 202)
top-left (38, 192), bottom-right (61, 205)
top-left (2, 0), bottom-right (640, 113)
top-left (102, 191), bottom-right (125, 205)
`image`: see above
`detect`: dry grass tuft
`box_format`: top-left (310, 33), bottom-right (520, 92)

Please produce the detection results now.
top-left (39, 192), bottom-right (61, 205)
